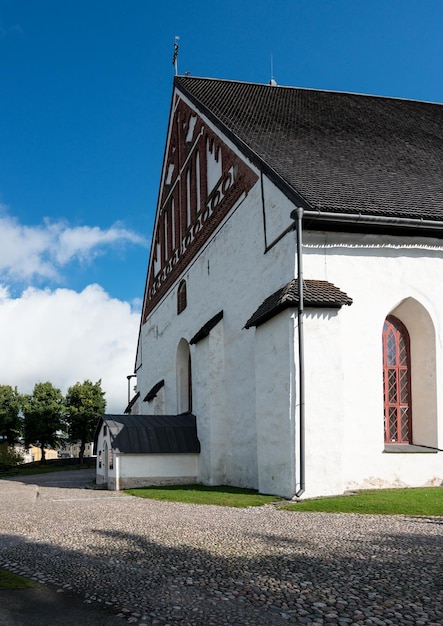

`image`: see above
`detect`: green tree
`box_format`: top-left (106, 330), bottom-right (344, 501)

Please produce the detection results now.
top-left (0, 442), bottom-right (24, 470)
top-left (0, 385), bottom-right (22, 444)
top-left (65, 379), bottom-right (106, 464)
top-left (22, 382), bottom-right (65, 463)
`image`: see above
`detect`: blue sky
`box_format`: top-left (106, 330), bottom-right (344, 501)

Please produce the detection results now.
top-left (1, 0), bottom-right (442, 411)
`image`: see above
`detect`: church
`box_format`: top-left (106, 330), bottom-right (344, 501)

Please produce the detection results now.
top-left (96, 76), bottom-right (443, 498)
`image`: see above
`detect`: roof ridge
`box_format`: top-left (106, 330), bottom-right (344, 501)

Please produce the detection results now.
top-left (175, 75), bottom-right (443, 107)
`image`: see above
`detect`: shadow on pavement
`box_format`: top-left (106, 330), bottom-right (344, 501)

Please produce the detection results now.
top-left (0, 586), bottom-right (124, 626)
top-left (0, 468), bottom-right (96, 489)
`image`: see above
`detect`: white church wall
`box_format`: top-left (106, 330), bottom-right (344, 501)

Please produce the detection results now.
top-left (302, 308), bottom-right (347, 498)
top-left (192, 318), bottom-right (229, 485)
top-left (302, 231), bottom-right (443, 494)
top-left (253, 304), bottom-right (348, 500)
top-left (255, 312), bottom-right (297, 498)
top-left (137, 158), bottom-right (298, 491)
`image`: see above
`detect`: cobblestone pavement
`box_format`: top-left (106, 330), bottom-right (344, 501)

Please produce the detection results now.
top-left (0, 471), bottom-right (442, 625)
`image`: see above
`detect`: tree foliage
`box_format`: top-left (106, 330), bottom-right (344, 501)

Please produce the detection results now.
top-left (22, 382), bottom-right (65, 463)
top-left (0, 443), bottom-right (24, 470)
top-left (65, 379), bottom-right (106, 464)
top-left (0, 385), bottom-right (22, 444)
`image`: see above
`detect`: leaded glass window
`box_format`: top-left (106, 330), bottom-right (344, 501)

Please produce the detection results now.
top-left (382, 316), bottom-right (412, 443)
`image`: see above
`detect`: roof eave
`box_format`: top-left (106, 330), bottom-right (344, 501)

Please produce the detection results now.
top-left (297, 209), bottom-right (443, 238)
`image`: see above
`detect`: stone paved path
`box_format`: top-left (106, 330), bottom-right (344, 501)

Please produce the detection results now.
top-left (0, 471), bottom-right (442, 625)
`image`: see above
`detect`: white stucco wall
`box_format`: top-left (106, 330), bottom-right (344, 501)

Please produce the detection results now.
top-left (255, 312), bottom-right (297, 498)
top-left (301, 231), bottom-right (443, 496)
top-left (113, 453), bottom-right (199, 490)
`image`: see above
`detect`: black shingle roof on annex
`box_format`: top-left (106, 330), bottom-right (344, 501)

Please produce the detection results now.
top-left (245, 279), bottom-right (352, 329)
top-left (175, 76), bottom-right (443, 222)
top-left (94, 413), bottom-right (200, 455)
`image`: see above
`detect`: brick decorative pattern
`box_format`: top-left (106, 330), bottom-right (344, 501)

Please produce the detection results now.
top-left (142, 98), bottom-right (258, 322)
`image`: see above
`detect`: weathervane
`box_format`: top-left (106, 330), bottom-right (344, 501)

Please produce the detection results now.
top-left (269, 53), bottom-right (277, 86)
top-left (172, 36), bottom-right (180, 75)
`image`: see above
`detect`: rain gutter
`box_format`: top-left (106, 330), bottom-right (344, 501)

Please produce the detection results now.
top-left (291, 209), bottom-right (443, 234)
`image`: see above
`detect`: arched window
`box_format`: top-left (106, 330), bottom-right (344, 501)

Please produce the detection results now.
top-left (176, 339), bottom-right (192, 413)
top-left (177, 280), bottom-right (187, 314)
top-left (382, 315), bottom-right (412, 444)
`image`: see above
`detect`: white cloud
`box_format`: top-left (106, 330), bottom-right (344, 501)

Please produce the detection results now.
top-left (0, 213), bottom-right (148, 283)
top-left (0, 215), bottom-right (55, 280)
top-left (50, 220), bottom-right (147, 264)
top-left (0, 284), bottom-right (139, 413)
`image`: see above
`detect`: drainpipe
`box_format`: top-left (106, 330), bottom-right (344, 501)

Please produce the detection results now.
top-left (294, 207), bottom-right (305, 498)
top-left (115, 454), bottom-right (120, 492)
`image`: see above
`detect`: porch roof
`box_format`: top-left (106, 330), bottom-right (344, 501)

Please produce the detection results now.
top-left (94, 413), bottom-right (200, 455)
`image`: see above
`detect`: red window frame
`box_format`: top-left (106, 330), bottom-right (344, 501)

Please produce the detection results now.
top-left (382, 315), bottom-right (412, 444)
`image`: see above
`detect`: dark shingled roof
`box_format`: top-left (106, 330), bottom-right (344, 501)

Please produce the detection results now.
top-left (245, 279), bottom-right (352, 329)
top-left (124, 391), bottom-right (140, 415)
top-left (190, 310), bottom-right (223, 345)
top-left (94, 413), bottom-right (200, 455)
top-left (176, 76), bottom-right (443, 222)
top-left (144, 380), bottom-right (165, 402)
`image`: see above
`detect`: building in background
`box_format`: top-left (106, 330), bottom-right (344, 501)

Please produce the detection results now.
top-left (18, 444), bottom-right (58, 463)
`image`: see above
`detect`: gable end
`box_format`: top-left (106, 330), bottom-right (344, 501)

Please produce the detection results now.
top-left (142, 97), bottom-right (258, 322)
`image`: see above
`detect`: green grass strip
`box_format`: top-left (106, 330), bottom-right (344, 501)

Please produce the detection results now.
top-left (126, 485), bottom-right (442, 515)
top-left (0, 568), bottom-right (35, 589)
top-left (125, 484), bottom-right (281, 507)
top-left (279, 487), bottom-right (443, 516)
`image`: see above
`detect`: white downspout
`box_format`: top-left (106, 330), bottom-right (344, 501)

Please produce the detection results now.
top-left (115, 455), bottom-right (120, 491)
top-left (294, 207), bottom-right (305, 498)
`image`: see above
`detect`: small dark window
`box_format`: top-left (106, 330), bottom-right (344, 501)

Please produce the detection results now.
top-left (103, 425), bottom-right (107, 436)
top-left (177, 280), bottom-right (187, 314)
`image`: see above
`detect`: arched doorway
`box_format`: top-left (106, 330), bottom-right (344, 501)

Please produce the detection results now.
top-left (103, 441), bottom-right (109, 484)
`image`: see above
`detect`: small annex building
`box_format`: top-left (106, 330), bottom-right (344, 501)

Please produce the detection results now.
top-left (118, 76), bottom-right (443, 498)
top-left (94, 413), bottom-right (200, 490)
